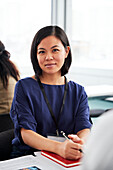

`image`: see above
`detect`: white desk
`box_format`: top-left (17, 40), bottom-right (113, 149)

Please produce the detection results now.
top-left (85, 84), bottom-right (113, 97)
top-left (0, 152), bottom-right (82, 170)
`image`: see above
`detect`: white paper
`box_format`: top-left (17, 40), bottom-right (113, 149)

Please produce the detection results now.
top-left (0, 155), bottom-right (40, 170)
top-left (0, 152), bottom-right (82, 170)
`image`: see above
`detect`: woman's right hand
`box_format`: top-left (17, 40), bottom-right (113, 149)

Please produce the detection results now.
top-left (57, 139), bottom-right (83, 160)
top-left (21, 128), bottom-right (83, 160)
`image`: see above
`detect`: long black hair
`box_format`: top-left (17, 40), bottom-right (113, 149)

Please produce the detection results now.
top-left (0, 41), bottom-right (20, 89)
top-left (31, 25), bottom-right (72, 76)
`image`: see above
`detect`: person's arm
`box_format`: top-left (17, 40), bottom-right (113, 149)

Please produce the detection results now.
top-left (21, 128), bottom-right (83, 160)
top-left (77, 128), bottom-right (90, 143)
top-left (69, 86), bottom-right (91, 145)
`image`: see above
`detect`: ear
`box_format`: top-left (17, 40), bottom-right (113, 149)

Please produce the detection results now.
top-left (65, 46), bottom-right (70, 58)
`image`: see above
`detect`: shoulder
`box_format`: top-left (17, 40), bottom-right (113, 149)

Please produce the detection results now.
top-left (8, 76), bottom-right (17, 83)
top-left (83, 109), bottom-right (113, 170)
top-left (68, 80), bottom-right (87, 99)
top-left (15, 77), bottom-right (37, 92)
top-left (93, 109), bottom-right (113, 131)
top-left (68, 80), bottom-right (84, 92)
top-left (7, 76), bottom-right (17, 93)
top-left (16, 77), bottom-right (36, 86)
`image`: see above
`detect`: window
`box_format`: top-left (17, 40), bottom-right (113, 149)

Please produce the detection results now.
top-left (71, 0), bottom-right (113, 70)
top-left (0, 0), bottom-right (51, 78)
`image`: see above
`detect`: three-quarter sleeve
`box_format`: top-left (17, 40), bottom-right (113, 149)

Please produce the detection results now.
top-left (74, 87), bottom-right (92, 134)
top-left (10, 80), bottom-right (37, 142)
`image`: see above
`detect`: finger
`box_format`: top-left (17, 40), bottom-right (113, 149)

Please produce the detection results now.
top-left (68, 134), bottom-right (81, 142)
top-left (65, 148), bottom-right (83, 160)
top-left (68, 134), bottom-right (84, 145)
top-left (70, 141), bottom-right (82, 150)
top-left (67, 140), bottom-right (83, 155)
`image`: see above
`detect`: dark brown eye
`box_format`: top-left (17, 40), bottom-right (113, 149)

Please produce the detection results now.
top-left (52, 49), bottom-right (59, 52)
top-left (38, 51), bottom-right (45, 54)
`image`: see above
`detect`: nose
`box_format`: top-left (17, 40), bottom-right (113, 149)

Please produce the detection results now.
top-left (45, 53), bottom-right (53, 60)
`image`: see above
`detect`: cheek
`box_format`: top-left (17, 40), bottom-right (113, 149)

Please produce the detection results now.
top-left (56, 53), bottom-right (66, 63)
top-left (37, 56), bottom-right (44, 66)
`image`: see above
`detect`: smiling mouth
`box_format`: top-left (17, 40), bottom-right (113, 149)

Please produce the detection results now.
top-left (45, 63), bottom-right (56, 68)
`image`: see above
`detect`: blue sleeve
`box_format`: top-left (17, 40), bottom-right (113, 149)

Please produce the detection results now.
top-left (74, 87), bottom-right (92, 134)
top-left (10, 80), bottom-right (37, 136)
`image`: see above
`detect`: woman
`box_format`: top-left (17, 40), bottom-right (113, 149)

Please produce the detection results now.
top-left (10, 26), bottom-right (92, 160)
top-left (0, 41), bottom-right (20, 114)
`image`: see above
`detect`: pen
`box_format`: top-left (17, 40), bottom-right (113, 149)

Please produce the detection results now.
top-left (60, 131), bottom-right (84, 153)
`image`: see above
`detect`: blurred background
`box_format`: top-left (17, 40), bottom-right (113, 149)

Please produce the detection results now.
top-left (1, 0), bottom-right (113, 86)
top-left (1, 0), bottom-right (113, 123)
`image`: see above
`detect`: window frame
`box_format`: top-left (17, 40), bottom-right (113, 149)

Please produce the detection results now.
top-left (51, 0), bottom-right (113, 86)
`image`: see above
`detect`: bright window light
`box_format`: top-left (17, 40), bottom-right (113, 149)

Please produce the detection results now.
top-left (0, 0), bottom-right (51, 78)
top-left (71, 0), bottom-right (113, 70)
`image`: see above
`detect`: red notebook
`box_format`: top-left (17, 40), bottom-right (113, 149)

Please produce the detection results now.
top-left (41, 150), bottom-right (81, 168)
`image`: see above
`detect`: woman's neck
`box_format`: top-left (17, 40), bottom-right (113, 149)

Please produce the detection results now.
top-left (39, 74), bottom-right (65, 85)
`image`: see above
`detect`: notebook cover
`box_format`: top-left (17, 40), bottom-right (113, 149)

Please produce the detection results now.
top-left (41, 150), bottom-right (81, 168)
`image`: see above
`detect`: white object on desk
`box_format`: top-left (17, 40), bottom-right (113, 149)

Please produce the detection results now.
top-left (105, 97), bottom-right (113, 102)
top-left (0, 155), bottom-right (39, 170)
top-left (0, 152), bottom-right (82, 170)
top-left (47, 136), bottom-right (65, 142)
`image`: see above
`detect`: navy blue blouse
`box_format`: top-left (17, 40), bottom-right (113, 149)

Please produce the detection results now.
top-left (10, 77), bottom-right (91, 151)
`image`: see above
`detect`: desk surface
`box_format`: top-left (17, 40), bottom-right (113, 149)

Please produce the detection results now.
top-left (85, 84), bottom-right (113, 97)
top-left (0, 152), bottom-right (82, 170)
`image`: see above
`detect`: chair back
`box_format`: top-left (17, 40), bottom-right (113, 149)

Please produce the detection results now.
top-left (0, 129), bottom-right (14, 161)
top-left (0, 113), bottom-right (14, 132)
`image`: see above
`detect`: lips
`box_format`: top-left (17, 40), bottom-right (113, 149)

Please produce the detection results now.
top-left (45, 63), bottom-right (56, 68)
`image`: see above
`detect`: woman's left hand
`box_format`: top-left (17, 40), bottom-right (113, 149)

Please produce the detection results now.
top-left (68, 134), bottom-right (84, 145)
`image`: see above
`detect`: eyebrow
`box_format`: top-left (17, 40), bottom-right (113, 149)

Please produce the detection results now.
top-left (37, 45), bottom-right (59, 51)
top-left (37, 48), bottom-right (45, 51)
top-left (51, 45), bottom-right (59, 49)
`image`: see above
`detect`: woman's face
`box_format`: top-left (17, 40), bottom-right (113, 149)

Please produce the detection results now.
top-left (37, 35), bottom-right (70, 76)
